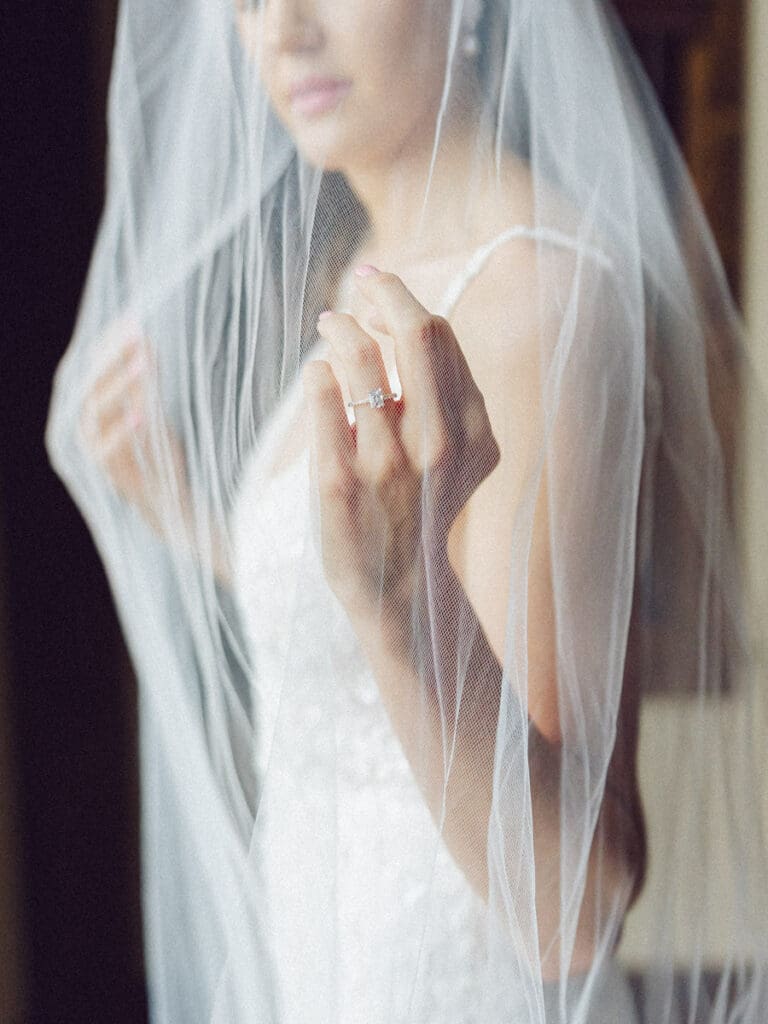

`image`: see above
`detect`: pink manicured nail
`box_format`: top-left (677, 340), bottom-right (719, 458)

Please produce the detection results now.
top-left (318, 309), bottom-right (333, 320)
top-left (354, 264), bottom-right (380, 277)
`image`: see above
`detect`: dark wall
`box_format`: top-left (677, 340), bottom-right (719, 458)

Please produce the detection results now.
top-left (1, 5), bottom-right (146, 1023)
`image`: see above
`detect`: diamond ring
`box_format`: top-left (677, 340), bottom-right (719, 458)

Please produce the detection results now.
top-left (347, 386), bottom-right (399, 411)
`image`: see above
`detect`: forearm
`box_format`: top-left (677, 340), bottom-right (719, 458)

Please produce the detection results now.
top-left (346, 554), bottom-right (562, 902)
top-left (347, 562), bottom-right (626, 975)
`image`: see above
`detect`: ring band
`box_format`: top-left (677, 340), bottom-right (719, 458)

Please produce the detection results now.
top-left (347, 386), bottom-right (399, 410)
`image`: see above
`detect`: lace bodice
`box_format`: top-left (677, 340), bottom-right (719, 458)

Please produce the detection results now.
top-left (229, 227), bottom-right (600, 1023)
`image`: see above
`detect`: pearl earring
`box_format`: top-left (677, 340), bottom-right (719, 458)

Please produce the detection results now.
top-left (461, 0), bottom-right (483, 59)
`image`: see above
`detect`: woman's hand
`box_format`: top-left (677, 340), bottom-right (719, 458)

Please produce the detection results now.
top-left (302, 266), bottom-right (500, 630)
top-left (78, 319), bottom-right (189, 533)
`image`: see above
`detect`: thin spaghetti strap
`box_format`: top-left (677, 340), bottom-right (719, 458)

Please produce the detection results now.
top-left (436, 224), bottom-right (615, 320)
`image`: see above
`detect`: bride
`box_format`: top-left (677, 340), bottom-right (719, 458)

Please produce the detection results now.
top-left (47, 0), bottom-right (767, 1021)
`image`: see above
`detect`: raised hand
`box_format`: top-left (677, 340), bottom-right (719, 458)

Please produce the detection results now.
top-left (78, 319), bottom-right (189, 535)
top-left (302, 265), bottom-right (500, 628)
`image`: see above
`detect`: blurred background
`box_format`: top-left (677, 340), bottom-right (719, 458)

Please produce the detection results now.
top-left (1, 1), bottom-right (765, 1021)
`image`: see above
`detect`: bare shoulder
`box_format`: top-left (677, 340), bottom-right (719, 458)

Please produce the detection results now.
top-left (451, 151), bottom-right (619, 353)
top-left (443, 158), bottom-right (627, 463)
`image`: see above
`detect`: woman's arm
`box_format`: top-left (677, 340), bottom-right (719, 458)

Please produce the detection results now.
top-left (343, 502), bottom-right (627, 978)
top-left (344, 549), bottom-right (560, 901)
top-left (306, 258), bottom-right (638, 976)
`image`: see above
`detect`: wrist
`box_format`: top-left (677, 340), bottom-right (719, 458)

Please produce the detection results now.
top-left (343, 546), bottom-right (457, 665)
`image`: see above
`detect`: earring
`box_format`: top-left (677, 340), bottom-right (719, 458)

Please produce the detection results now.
top-left (461, 0), bottom-right (483, 59)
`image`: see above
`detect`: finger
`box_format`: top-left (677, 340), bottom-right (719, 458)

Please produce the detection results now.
top-left (301, 359), bottom-right (356, 498)
top-left (352, 297), bottom-right (388, 337)
top-left (315, 311), bottom-right (402, 469)
top-left (84, 375), bottom-right (148, 449)
top-left (84, 339), bottom-right (151, 425)
top-left (91, 319), bottom-right (146, 387)
top-left (353, 268), bottom-right (479, 463)
top-left (95, 405), bottom-right (145, 467)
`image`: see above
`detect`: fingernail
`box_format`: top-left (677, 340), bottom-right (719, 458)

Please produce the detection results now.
top-left (354, 264), bottom-right (380, 277)
top-left (317, 309), bottom-right (333, 320)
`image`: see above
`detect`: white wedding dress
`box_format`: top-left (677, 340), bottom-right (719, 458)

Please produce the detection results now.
top-left (230, 227), bottom-right (640, 1024)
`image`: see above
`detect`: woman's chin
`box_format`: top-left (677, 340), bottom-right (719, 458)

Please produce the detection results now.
top-left (292, 133), bottom-right (355, 175)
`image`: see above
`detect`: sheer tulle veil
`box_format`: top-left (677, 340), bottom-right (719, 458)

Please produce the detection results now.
top-left (46, 0), bottom-right (768, 1020)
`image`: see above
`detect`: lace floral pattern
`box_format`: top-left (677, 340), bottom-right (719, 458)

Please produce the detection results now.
top-left (234, 441), bottom-right (508, 1020)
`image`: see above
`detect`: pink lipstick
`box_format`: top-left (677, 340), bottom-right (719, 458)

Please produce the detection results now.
top-left (289, 76), bottom-right (351, 116)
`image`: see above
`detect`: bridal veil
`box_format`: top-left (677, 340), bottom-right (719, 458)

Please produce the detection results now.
top-left (46, 0), bottom-right (768, 1020)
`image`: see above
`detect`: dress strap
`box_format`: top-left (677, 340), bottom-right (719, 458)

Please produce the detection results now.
top-left (435, 224), bottom-right (615, 320)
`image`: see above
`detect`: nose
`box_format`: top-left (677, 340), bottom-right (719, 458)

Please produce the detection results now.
top-left (263, 0), bottom-right (323, 54)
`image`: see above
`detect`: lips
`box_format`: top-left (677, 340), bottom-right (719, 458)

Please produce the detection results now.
top-left (288, 76), bottom-right (351, 117)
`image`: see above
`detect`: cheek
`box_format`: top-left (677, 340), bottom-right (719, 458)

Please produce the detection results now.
top-left (345, 10), bottom-right (448, 129)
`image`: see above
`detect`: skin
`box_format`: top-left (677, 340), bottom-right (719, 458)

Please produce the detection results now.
top-left (84, 0), bottom-right (640, 979)
top-left (236, 0), bottom-right (523, 257)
